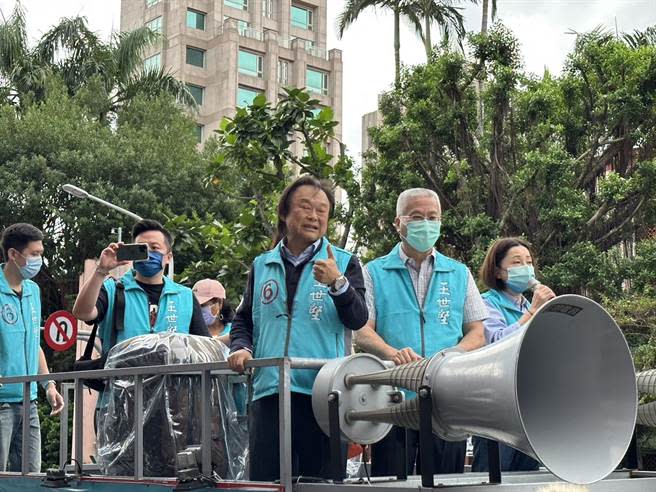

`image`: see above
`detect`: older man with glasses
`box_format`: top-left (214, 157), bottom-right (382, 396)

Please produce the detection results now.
top-left (354, 188), bottom-right (487, 477)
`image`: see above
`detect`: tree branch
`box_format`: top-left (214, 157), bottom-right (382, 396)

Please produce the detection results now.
top-left (594, 195), bottom-right (645, 245)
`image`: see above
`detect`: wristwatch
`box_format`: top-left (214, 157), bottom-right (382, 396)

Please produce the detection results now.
top-left (331, 275), bottom-right (348, 292)
top-left (40, 379), bottom-right (56, 390)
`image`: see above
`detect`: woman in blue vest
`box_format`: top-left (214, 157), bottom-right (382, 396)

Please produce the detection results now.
top-left (228, 175), bottom-right (368, 481)
top-left (471, 237), bottom-right (556, 472)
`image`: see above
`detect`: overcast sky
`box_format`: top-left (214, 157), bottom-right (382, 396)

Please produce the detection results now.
top-left (1, 0), bottom-right (655, 162)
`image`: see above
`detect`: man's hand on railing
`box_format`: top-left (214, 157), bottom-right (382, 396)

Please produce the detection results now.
top-left (46, 384), bottom-right (64, 416)
top-left (228, 349), bottom-right (253, 374)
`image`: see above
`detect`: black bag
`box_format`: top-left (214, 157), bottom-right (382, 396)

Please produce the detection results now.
top-left (73, 282), bottom-right (125, 392)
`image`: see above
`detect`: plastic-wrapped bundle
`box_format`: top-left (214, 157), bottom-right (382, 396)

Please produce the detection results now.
top-left (96, 333), bottom-right (248, 478)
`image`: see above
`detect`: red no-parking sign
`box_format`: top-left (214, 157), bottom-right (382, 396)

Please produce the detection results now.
top-left (44, 310), bottom-right (78, 352)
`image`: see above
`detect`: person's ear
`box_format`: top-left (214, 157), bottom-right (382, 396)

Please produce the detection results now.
top-left (7, 248), bottom-right (21, 264)
top-left (393, 217), bottom-right (401, 233)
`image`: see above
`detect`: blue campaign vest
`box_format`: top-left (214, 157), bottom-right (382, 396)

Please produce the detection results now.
top-left (366, 244), bottom-right (468, 358)
top-left (0, 267), bottom-right (41, 402)
top-left (482, 289), bottom-right (530, 327)
top-left (220, 322), bottom-right (232, 336)
top-left (251, 239), bottom-right (352, 400)
top-left (100, 271), bottom-right (194, 352)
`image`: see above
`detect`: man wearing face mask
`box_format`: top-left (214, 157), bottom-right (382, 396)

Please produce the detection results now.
top-left (73, 219), bottom-right (209, 356)
top-left (354, 188), bottom-right (487, 476)
top-left (0, 223), bottom-right (64, 472)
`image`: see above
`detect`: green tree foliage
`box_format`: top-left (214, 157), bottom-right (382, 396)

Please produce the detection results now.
top-left (0, 80), bottom-right (220, 284)
top-left (0, 3), bottom-right (194, 117)
top-left (171, 88), bottom-right (359, 304)
top-left (403, 0), bottom-right (476, 56)
top-left (355, 23), bottom-right (656, 297)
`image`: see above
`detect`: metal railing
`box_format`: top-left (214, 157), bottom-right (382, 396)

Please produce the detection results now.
top-left (218, 20), bottom-right (265, 42)
top-left (217, 21), bottom-right (330, 60)
top-left (0, 357), bottom-right (327, 492)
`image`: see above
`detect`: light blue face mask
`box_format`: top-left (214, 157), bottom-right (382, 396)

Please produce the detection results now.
top-left (505, 264), bottom-right (536, 293)
top-left (402, 220), bottom-right (441, 253)
top-left (16, 253), bottom-right (43, 280)
top-left (201, 305), bottom-right (218, 327)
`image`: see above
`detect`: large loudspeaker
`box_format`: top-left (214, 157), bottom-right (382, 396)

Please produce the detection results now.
top-left (313, 295), bottom-right (637, 484)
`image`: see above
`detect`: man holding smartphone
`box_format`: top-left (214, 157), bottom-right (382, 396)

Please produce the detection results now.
top-left (73, 219), bottom-right (209, 353)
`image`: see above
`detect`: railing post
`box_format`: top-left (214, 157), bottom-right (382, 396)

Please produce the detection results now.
top-left (21, 381), bottom-right (30, 474)
top-left (59, 383), bottom-right (72, 469)
top-left (134, 375), bottom-right (144, 480)
top-left (278, 358), bottom-right (292, 492)
top-left (73, 378), bottom-right (84, 469)
top-left (201, 370), bottom-right (212, 476)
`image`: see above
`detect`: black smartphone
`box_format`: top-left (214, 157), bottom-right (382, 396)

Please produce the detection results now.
top-left (116, 243), bottom-right (149, 262)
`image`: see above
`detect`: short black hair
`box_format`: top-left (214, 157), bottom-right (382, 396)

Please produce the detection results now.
top-left (131, 219), bottom-right (172, 249)
top-left (1, 223), bottom-right (44, 260)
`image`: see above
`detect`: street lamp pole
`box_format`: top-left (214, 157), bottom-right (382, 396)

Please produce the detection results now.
top-left (62, 184), bottom-right (175, 277)
top-left (62, 184), bottom-right (143, 221)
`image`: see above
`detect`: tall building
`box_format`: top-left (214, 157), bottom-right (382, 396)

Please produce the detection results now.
top-left (120, 0), bottom-right (343, 145)
top-left (361, 109), bottom-right (382, 156)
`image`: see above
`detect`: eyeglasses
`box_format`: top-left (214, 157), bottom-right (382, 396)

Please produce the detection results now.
top-left (400, 215), bottom-right (441, 223)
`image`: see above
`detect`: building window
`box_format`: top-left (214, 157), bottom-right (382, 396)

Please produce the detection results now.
top-left (237, 86), bottom-right (261, 107)
top-left (306, 67), bottom-right (328, 95)
top-left (278, 59), bottom-right (289, 84)
top-left (262, 0), bottom-right (273, 18)
top-left (146, 0), bottom-right (160, 7)
top-left (186, 46), bottom-right (205, 68)
top-left (291, 5), bottom-right (312, 30)
top-left (143, 53), bottom-right (161, 71)
top-left (186, 84), bottom-right (204, 105)
top-left (195, 124), bottom-right (204, 143)
top-left (225, 0), bottom-right (248, 10)
top-left (239, 50), bottom-right (263, 78)
top-left (186, 9), bottom-right (206, 30)
top-left (146, 16), bottom-right (162, 33)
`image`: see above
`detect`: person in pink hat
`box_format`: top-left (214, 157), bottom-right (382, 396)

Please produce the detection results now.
top-left (192, 279), bottom-right (233, 345)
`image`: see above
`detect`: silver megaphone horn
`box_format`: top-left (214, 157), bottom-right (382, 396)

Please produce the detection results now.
top-left (313, 295), bottom-right (637, 484)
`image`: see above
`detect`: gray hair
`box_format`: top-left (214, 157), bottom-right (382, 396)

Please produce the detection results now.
top-left (396, 188), bottom-right (441, 217)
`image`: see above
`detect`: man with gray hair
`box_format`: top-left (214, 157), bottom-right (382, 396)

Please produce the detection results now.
top-left (355, 188), bottom-right (486, 476)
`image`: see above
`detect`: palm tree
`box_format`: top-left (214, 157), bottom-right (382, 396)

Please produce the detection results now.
top-left (338, 0), bottom-right (421, 87)
top-left (476, 0), bottom-right (496, 134)
top-left (0, 3), bottom-right (49, 105)
top-left (0, 3), bottom-right (194, 117)
top-left (480, 0), bottom-right (497, 34)
top-left (623, 26), bottom-right (656, 48)
top-left (404, 0), bottom-right (477, 58)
